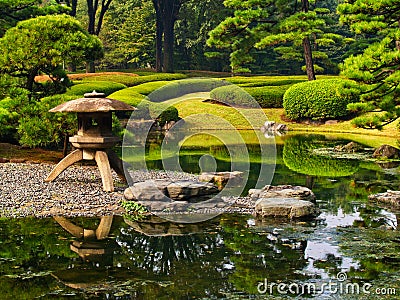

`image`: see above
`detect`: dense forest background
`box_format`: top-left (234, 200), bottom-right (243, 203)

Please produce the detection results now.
top-left (0, 0), bottom-right (376, 75)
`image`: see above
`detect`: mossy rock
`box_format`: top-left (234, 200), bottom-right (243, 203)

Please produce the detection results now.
top-left (283, 135), bottom-right (359, 177)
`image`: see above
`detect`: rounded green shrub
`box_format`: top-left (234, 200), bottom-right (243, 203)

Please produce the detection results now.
top-left (283, 79), bottom-right (360, 120)
top-left (66, 81), bottom-right (127, 96)
top-left (210, 85), bottom-right (258, 108)
top-left (283, 135), bottom-right (359, 177)
top-left (17, 94), bottom-right (77, 148)
top-left (244, 85), bottom-right (290, 108)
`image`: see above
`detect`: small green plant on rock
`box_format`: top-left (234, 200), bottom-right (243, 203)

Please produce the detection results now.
top-left (121, 200), bottom-right (148, 221)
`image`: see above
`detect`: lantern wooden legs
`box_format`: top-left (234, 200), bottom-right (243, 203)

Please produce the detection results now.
top-left (45, 149), bottom-right (83, 182)
top-left (45, 149), bottom-right (129, 192)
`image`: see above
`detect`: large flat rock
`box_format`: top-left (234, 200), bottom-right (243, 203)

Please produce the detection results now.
top-left (255, 198), bottom-right (317, 219)
top-left (368, 190), bottom-right (400, 207)
top-left (249, 185), bottom-right (316, 201)
top-left (124, 179), bottom-right (218, 202)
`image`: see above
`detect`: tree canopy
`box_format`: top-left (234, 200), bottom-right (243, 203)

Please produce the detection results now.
top-left (338, 0), bottom-right (400, 129)
top-left (0, 0), bottom-right (69, 37)
top-left (0, 14), bottom-right (103, 93)
top-left (207, 0), bottom-right (343, 79)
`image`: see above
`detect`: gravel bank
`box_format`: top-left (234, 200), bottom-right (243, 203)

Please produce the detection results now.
top-left (0, 163), bottom-right (253, 218)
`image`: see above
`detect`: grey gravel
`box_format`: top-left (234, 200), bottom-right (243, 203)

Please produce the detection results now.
top-left (0, 163), bottom-right (254, 218)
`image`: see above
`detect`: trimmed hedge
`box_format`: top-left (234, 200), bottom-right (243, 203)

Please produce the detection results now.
top-left (244, 85), bottom-right (290, 108)
top-left (82, 73), bottom-right (187, 87)
top-left (283, 135), bottom-right (359, 177)
top-left (148, 78), bottom-right (226, 102)
top-left (108, 88), bottom-right (146, 106)
top-left (210, 85), bottom-right (258, 108)
top-left (109, 88), bottom-right (179, 123)
top-left (128, 81), bottom-right (169, 95)
top-left (283, 78), bottom-right (360, 120)
top-left (66, 81), bottom-right (127, 96)
top-left (223, 76), bottom-right (306, 86)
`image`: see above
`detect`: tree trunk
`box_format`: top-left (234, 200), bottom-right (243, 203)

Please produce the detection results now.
top-left (67, 63), bottom-right (76, 72)
top-left (86, 0), bottom-right (97, 35)
top-left (153, 0), bottom-right (163, 72)
top-left (70, 0), bottom-right (78, 17)
top-left (303, 37), bottom-right (316, 81)
top-left (301, 0), bottom-right (315, 81)
top-left (163, 16), bottom-right (175, 73)
top-left (26, 67), bottom-right (39, 95)
top-left (152, 0), bottom-right (182, 73)
top-left (86, 61), bottom-right (95, 73)
top-left (96, 0), bottom-right (112, 35)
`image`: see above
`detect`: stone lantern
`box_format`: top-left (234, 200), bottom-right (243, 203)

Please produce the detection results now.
top-left (45, 91), bottom-right (135, 192)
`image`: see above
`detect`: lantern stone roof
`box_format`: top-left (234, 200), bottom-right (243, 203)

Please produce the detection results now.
top-left (49, 91), bottom-right (135, 113)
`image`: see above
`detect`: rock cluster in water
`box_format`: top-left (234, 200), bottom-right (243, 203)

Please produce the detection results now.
top-left (249, 185), bottom-right (318, 219)
top-left (1, 161), bottom-right (319, 220)
top-left (369, 190), bottom-right (400, 207)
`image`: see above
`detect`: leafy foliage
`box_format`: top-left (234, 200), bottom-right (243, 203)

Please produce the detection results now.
top-left (109, 88), bottom-right (179, 124)
top-left (207, 0), bottom-right (343, 78)
top-left (0, 87), bottom-right (29, 142)
top-left (338, 0), bottom-right (400, 129)
top-left (99, 0), bottom-right (156, 69)
top-left (17, 94), bottom-right (77, 148)
top-left (0, 0), bottom-right (69, 37)
top-left (0, 14), bottom-right (103, 93)
top-left (283, 78), bottom-right (360, 120)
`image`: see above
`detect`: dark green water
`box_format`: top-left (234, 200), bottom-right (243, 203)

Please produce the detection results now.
top-left (1, 133), bottom-right (400, 299)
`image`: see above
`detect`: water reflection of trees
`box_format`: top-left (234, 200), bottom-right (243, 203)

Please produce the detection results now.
top-left (117, 217), bottom-right (223, 275)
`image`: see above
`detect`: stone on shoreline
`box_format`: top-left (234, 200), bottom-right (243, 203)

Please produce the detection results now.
top-left (249, 185), bottom-right (317, 219)
top-left (373, 145), bottom-right (400, 159)
top-left (368, 190), bottom-right (400, 207)
top-left (334, 141), bottom-right (364, 153)
top-left (124, 179), bottom-right (219, 202)
top-left (249, 185), bottom-right (316, 201)
top-left (255, 198), bottom-right (318, 219)
top-left (199, 171), bottom-right (243, 187)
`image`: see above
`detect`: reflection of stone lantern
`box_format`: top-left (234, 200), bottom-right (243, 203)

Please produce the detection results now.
top-left (45, 91), bottom-right (135, 192)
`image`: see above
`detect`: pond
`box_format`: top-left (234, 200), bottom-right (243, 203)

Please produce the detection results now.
top-left (1, 132), bottom-right (400, 299)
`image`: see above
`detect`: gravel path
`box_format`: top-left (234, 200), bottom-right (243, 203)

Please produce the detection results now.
top-left (0, 163), bottom-right (253, 218)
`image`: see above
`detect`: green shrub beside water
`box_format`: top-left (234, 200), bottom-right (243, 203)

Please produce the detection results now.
top-left (66, 81), bottom-right (127, 96)
top-left (283, 79), bottom-right (360, 120)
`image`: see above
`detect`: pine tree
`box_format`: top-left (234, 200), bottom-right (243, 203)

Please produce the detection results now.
top-left (207, 0), bottom-right (342, 79)
top-left (338, 0), bottom-right (400, 129)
